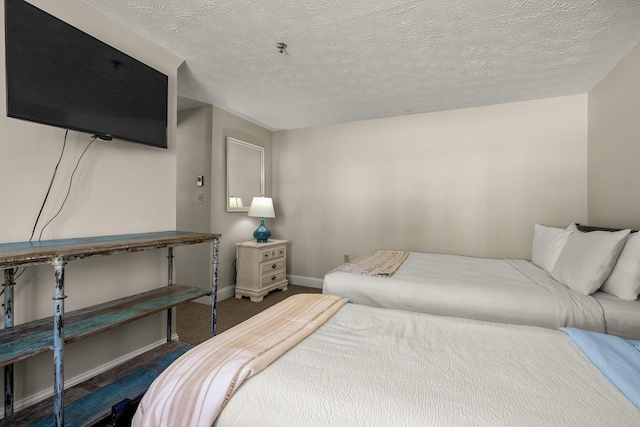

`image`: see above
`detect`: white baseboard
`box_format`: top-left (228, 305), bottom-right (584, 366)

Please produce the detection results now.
top-left (287, 274), bottom-right (323, 289)
top-left (1, 334), bottom-right (179, 419)
top-left (190, 285), bottom-right (235, 304)
top-left (192, 295), bottom-right (211, 304)
top-left (217, 285), bottom-right (236, 301)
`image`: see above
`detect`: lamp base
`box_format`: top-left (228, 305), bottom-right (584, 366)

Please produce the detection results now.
top-left (253, 217), bottom-right (271, 243)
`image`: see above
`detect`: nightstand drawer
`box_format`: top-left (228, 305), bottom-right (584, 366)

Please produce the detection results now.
top-left (261, 271), bottom-right (285, 288)
top-left (261, 260), bottom-right (285, 274)
top-left (260, 245), bottom-right (286, 261)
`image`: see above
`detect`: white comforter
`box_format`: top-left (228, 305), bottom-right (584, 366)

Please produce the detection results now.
top-left (323, 252), bottom-right (606, 332)
top-left (214, 303), bottom-right (640, 426)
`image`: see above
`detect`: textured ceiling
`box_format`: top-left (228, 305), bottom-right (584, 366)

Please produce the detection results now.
top-left (80, 0), bottom-right (640, 131)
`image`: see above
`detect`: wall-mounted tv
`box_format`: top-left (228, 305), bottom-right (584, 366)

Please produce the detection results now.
top-left (4, 0), bottom-right (168, 149)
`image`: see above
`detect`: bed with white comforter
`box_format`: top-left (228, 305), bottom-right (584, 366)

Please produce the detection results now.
top-left (134, 294), bottom-right (640, 426)
top-left (323, 224), bottom-right (640, 339)
top-left (324, 252), bottom-right (640, 338)
top-left (325, 253), bottom-right (606, 328)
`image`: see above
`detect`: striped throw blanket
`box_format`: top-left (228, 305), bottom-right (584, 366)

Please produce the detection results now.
top-left (132, 294), bottom-right (345, 427)
top-left (329, 249), bottom-right (408, 276)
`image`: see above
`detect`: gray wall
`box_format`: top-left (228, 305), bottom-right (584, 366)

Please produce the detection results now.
top-left (175, 106), bottom-right (214, 296)
top-left (273, 95), bottom-right (589, 280)
top-left (588, 43), bottom-right (640, 229)
top-left (210, 106), bottom-right (274, 294)
top-left (175, 105), bottom-right (274, 296)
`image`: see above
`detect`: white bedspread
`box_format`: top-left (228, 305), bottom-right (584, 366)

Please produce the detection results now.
top-left (323, 252), bottom-right (606, 332)
top-left (214, 303), bottom-right (640, 426)
top-left (593, 291), bottom-right (640, 340)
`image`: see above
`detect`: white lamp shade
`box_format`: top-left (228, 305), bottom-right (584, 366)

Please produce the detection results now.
top-left (248, 196), bottom-right (275, 218)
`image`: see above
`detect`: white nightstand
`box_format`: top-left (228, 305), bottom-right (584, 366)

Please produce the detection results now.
top-left (235, 239), bottom-right (288, 302)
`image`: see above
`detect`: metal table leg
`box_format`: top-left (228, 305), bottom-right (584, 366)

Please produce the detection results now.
top-left (211, 238), bottom-right (219, 337)
top-left (53, 257), bottom-right (66, 427)
top-left (167, 247), bottom-right (174, 342)
top-left (3, 269), bottom-right (15, 416)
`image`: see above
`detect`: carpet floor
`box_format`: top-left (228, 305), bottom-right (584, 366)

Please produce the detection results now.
top-left (176, 284), bottom-right (321, 345)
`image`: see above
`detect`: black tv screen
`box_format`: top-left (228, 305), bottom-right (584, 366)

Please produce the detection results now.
top-left (4, 0), bottom-right (168, 148)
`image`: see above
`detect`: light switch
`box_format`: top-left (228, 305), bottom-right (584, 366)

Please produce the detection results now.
top-left (196, 176), bottom-right (204, 187)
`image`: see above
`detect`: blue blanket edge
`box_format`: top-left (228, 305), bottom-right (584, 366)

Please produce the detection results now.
top-left (562, 327), bottom-right (640, 410)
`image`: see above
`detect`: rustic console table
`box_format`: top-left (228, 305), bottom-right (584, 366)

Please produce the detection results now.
top-left (0, 230), bottom-right (220, 426)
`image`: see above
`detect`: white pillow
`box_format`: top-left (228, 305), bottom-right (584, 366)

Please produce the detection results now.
top-left (566, 223), bottom-right (579, 232)
top-left (551, 229), bottom-right (631, 295)
top-left (601, 232), bottom-right (640, 300)
top-left (531, 224), bottom-right (574, 273)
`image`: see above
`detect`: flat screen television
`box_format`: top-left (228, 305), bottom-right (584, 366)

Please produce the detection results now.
top-left (4, 0), bottom-right (168, 148)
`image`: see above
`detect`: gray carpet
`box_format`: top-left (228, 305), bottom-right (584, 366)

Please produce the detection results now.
top-left (176, 285), bottom-right (321, 345)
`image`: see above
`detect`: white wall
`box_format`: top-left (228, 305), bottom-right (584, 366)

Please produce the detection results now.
top-left (273, 95), bottom-right (588, 279)
top-left (174, 104), bottom-right (274, 302)
top-left (175, 107), bottom-right (214, 297)
top-left (588, 43), bottom-right (640, 229)
top-left (0, 0), bottom-right (182, 409)
top-left (210, 106), bottom-right (273, 294)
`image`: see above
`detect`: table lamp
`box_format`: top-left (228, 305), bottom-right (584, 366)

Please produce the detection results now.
top-left (248, 196), bottom-right (275, 242)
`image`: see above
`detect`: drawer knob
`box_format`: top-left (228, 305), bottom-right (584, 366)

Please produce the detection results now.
top-left (271, 275), bottom-right (277, 281)
top-left (271, 264), bottom-right (277, 269)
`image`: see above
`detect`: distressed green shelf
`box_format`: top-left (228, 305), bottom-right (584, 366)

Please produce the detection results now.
top-left (1, 231), bottom-right (221, 426)
top-left (0, 285), bottom-right (209, 367)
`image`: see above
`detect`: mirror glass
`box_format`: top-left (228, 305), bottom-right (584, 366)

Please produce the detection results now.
top-left (226, 137), bottom-right (264, 212)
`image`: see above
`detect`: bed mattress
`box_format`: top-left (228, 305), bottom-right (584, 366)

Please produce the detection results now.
top-left (593, 291), bottom-right (640, 339)
top-left (323, 252), bottom-right (639, 338)
top-left (214, 302), bottom-right (640, 426)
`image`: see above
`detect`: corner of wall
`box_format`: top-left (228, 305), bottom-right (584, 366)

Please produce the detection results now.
top-left (587, 43), bottom-right (640, 229)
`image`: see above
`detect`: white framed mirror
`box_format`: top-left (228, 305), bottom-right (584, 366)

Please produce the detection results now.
top-left (226, 137), bottom-right (264, 212)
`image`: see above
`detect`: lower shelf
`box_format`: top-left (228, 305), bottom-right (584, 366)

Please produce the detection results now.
top-left (0, 285), bottom-right (210, 367)
top-left (0, 341), bottom-right (193, 427)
